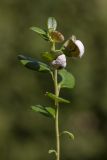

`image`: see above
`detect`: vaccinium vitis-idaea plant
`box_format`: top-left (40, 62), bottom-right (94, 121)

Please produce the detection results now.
top-left (18, 17), bottom-right (84, 160)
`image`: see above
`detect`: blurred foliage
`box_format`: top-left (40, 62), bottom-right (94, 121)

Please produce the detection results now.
top-left (0, 0), bottom-right (107, 160)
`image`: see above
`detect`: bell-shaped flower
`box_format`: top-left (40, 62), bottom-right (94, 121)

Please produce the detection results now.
top-left (62, 35), bottom-right (84, 58)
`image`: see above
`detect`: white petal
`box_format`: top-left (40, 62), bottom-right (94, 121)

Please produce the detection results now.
top-left (75, 40), bottom-right (85, 57)
top-left (51, 54), bottom-right (66, 68)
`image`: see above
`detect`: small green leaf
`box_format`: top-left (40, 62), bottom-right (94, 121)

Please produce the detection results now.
top-left (31, 105), bottom-right (55, 118)
top-left (47, 17), bottom-right (57, 31)
top-left (46, 107), bottom-right (55, 118)
top-left (30, 26), bottom-right (46, 35)
top-left (18, 55), bottom-right (51, 73)
top-left (30, 27), bottom-right (49, 41)
top-left (45, 92), bottom-right (70, 103)
top-left (48, 149), bottom-right (57, 156)
top-left (42, 52), bottom-right (56, 62)
top-left (61, 131), bottom-right (74, 140)
top-left (58, 69), bottom-right (75, 89)
top-left (31, 105), bottom-right (49, 117)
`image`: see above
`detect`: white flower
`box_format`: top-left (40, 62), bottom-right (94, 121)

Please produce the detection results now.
top-left (51, 54), bottom-right (66, 69)
top-left (71, 35), bottom-right (85, 58)
top-left (63, 35), bottom-right (85, 58)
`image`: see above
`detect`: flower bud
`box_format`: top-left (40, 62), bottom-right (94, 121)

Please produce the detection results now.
top-left (49, 31), bottom-right (64, 43)
top-left (51, 54), bottom-right (66, 69)
top-left (62, 36), bottom-right (84, 58)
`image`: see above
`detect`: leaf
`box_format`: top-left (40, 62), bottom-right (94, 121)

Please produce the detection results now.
top-left (18, 55), bottom-right (51, 73)
top-left (30, 26), bottom-right (46, 35)
top-left (31, 105), bottom-right (55, 118)
top-left (30, 27), bottom-right (49, 41)
top-left (45, 92), bottom-right (70, 103)
top-left (31, 105), bottom-right (49, 117)
top-left (58, 69), bottom-right (75, 89)
top-left (42, 50), bottom-right (63, 62)
top-left (61, 131), bottom-right (74, 140)
top-left (48, 149), bottom-right (57, 156)
top-left (46, 107), bottom-right (55, 118)
top-left (42, 52), bottom-right (56, 62)
top-left (47, 17), bottom-right (57, 31)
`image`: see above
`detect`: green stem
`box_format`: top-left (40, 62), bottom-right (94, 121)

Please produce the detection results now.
top-left (52, 41), bottom-right (60, 160)
top-left (54, 69), bottom-right (60, 160)
top-left (51, 41), bottom-right (55, 51)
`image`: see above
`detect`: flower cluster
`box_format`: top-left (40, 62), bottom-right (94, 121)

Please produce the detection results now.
top-left (30, 17), bottom-right (85, 70)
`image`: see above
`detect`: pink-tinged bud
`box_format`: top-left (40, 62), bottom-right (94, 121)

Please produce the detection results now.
top-left (51, 54), bottom-right (66, 69)
top-left (62, 36), bottom-right (84, 58)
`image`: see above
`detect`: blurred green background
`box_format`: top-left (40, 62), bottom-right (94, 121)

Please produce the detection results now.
top-left (0, 0), bottom-right (107, 160)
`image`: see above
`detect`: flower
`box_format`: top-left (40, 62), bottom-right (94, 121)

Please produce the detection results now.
top-left (51, 54), bottom-right (66, 69)
top-left (49, 31), bottom-right (64, 43)
top-left (62, 35), bottom-right (85, 58)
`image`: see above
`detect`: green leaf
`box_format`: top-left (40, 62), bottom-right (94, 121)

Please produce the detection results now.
top-left (48, 149), bottom-right (57, 156)
top-left (58, 69), bottom-right (75, 89)
top-left (31, 105), bottom-right (49, 117)
top-left (18, 55), bottom-right (51, 73)
top-left (31, 105), bottom-right (55, 118)
top-left (46, 107), bottom-right (55, 118)
top-left (61, 131), bottom-right (74, 140)
top-left (45, 92), bottom-right (70, 103)
top-left (47, 17), bottom-right (57, 31)
top-left (30, 27), bottom-right (49, 41)
top-left (30, 26), bottom-right (46, 34)
top-left (42, 52), bottom-right (56, 62)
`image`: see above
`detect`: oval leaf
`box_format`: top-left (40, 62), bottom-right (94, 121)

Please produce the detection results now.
top-left (58, 69), bottom-right (75, 89)
top-left (18, 55), bottom-right (51, 73)
top-left (45, 92), bottom-right (70, 103)
top-left (47, 17), bottom-right (57, 31)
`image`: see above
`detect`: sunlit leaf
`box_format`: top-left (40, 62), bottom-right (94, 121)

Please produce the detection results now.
top-left (45, 92), bottom-right (70, 103)
top-left (47, 17), bottom-right (57, 31)
top-left (18, 55), bottom-right (51, 73)
top-left (31, 105), bottom-right (55, 118)
top-left (61, 131), bottom-right (74, 140)
top-left (58, 69), bottom-right (75, 89)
